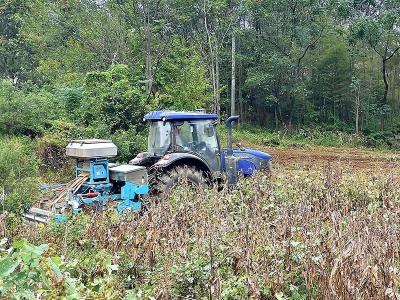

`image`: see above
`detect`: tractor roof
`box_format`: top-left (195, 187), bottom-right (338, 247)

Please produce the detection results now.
top-left (144, 111), bottom-right (218, 121)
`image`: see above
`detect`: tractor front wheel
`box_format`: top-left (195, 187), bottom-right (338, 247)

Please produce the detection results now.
top-left (150, 165), bottom-right (207, 196)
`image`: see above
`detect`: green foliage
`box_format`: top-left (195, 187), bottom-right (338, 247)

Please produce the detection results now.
top-left (156, 37), bottom-right (212, 110)
top-left (170, 250), bottom-right (210, 298)
top-left (21, 0), bottom-right (131, 86)
top-left (110, 129), bottom-right (147, 163)
top-left (364, 123), bottom-right (400, 148)
top-left (0, 137), bottom-right (38, 215)
top-left (0, 0), bottom-right (36, 84)
top-left (310, 35), bottom-right (352, 124)
top-left (0, 80), bottom-right (63, 137)
top-left (219, 124), bottom-right (365, 149)
top-left (1, 0), bottom-right (400, 132)
top-left (81, 64), bottom-right (146, 133)
top-left (57, 87), bottom-right (83, 117)
top-left (0, 239), bottom-right (51, 298)
top-left (0, 238), bottom-right (125, 299)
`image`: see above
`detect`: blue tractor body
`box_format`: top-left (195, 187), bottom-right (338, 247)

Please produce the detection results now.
top-left (221, 149), bottom-right (272, 176)
top-left (130, 111), bottom-right (272, 188)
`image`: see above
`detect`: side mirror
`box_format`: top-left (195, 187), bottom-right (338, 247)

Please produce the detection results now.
top-left (236, 142), bottom-right (245, 151)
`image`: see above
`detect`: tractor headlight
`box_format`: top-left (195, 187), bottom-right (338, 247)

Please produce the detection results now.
top-left (261, 159), bottom-right (272, 172)
top-left (267, 160), bottom-right (272, 172)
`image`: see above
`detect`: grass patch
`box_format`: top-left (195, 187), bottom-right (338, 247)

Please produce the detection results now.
top-left (216, 123), bottom-right (400, 154)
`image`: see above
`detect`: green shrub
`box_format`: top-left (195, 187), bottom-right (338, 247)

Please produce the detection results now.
top-left (81, 64), bottom-right (147, 134)
top-left (364, 124), bottom-right (400, 149)
top-left (36, 133), bottom-right (68, 171)
top-left (42, 120), bottom-right (146, 163)
top-left (0, 137), bottom-right (38, 215)
top-left (0, 80), bottom-right (64, 137)
top-left (57, 87), bottom-right (83, 118)
top-left (155, 37), bottom-right (212, 110)
top-left (170, 251), bottom-right (210, 298)
top-left (224, 124), bottom-right (366, 149)
top-left (0, 238), bottom-right (124, 299)
top-left (110, 129), bottom-right (147, 163)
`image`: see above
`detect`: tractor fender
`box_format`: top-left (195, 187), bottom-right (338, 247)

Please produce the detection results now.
top-left (129, 152), bottom-right (161, 169)
top-left (129, 152), bottom-right (152, 165)
top-left (152, 152), bottom-right (212, 175)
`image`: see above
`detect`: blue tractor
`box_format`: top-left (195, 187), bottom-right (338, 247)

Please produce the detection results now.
top-left (129, 111), bottom-right (272, 193)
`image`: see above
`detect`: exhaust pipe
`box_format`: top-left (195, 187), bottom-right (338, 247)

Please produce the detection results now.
top-left (226, 115), bottom-right (239, 156)
top-left (225, 116), bottom-right (239, 186)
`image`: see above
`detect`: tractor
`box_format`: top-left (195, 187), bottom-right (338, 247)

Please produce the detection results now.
top-left (24, 111), bottom-right (272, 224)
top-left (129, 111), bottom-right (272, 193)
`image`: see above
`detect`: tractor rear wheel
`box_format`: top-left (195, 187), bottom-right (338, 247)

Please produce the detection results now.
top-left (150, 165), bottom-right (207, 196)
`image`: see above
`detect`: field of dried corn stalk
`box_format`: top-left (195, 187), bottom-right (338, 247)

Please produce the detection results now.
top-left (9, 156), bottom-right (399, 300)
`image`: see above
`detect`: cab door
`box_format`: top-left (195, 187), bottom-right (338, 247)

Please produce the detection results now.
top-left (191, 121), bottom-right (221, 173)
top-left (173, 120), bottom-right (221, 173)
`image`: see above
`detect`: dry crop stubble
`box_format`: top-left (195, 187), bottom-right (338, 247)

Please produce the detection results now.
top-left (11, 162), bottom-right (400, 299)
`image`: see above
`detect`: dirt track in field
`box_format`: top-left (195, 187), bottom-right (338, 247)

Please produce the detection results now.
top-left (252, 145), bottom-right (400, 172)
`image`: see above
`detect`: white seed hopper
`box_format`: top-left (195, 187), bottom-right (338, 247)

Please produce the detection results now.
top-left (66, 139), bottom-right (117, 158)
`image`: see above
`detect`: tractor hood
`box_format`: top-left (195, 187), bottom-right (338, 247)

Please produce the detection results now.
top-left (232, 149), bottom-right (272, 160)
top-left (222, 148), bottom-right (272, 176)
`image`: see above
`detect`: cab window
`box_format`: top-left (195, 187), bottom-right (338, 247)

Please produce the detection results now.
top-left (174, 120), bottom-right (218, 153)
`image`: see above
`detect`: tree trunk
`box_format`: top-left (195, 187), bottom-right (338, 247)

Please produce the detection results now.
top-left (203, 1), bottom-right (217, 114)
top-left (215, 45), bottom-right (220, 116)
top-left (144, 9), bottom-right (152, 95)
top-left (382, 58), bottom-right (389, 105)
top-left (230, 33), bottom-right (236, 116)
top-left (237, 36), bottom-right (243, 123)
top-left (238, 54), bottom-right (243, 123)
top-left (380, 58), bottom-right (388, 130)
top-left (355, 87), bottom-right (360, 135)
top-left (288, 96), bottom-right (295, 127)
top-left (379, 46), bottom-right (399, 129)
top-left (209, 54), bottom-right (216, 110)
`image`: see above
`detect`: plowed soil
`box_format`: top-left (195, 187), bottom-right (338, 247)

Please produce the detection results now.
top-left (253, 146), bottom-right (400, 172)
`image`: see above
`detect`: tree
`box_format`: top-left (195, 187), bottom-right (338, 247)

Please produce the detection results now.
top-left (0, 80), bottom-right (62, 136)
top-left (231, 32), bottom-right (236, 116)
top-left (242, 0), bottom-right (328, 126)
top-left (155, 37), bottom-right (212, 110)
top-left (311, 35), bottom-right (352, 125)
top-left (351, 77), bottom-right (361, 134)
top-left (21, 0), bottom-right (131, 86)
top-left (111, 0), bottom-right (168, 96)
top-left (81, 64), bottom-right (146, 133)
top-left (349, 0), bottom-right (400, 128)
top-left (0, 0), bottom-right (36, 85)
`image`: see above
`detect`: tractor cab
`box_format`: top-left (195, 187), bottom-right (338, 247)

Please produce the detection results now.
top-left (130, 110), bottom-right (272, 188)
top-left (148, 117), bottom-right (219, 156)
top-left (130, 111), bottom-right (222, 174)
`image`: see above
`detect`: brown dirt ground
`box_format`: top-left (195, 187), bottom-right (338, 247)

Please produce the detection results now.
top-left (251, 146), bottom-right (400, 173)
